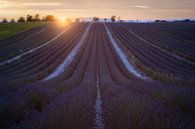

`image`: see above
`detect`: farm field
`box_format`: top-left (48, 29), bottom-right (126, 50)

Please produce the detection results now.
top-left (0, 22), bottom-right (195, 129)
top-left (0, 22), bottom-right (47, 40)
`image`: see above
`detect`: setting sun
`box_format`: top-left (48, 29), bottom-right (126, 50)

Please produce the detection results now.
top-left (57, 16), bottom-right (69, 26)
top-left (59, 16), bottom-right (65, 22)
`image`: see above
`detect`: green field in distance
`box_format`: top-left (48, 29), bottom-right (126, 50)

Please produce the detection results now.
top-left (0, 22), bottom-right (47, 40)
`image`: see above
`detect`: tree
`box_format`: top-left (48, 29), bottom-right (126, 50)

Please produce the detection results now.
top-left (34, 14), bottom-right (40, 22)
top-left (75, 18), bottom-right (80, 22)
top-left (10, 18), bottom-right (15, 23)
top-left (45, 15), bottom-right (55, 22)
top-left (155, 20), bottom-right (160, 22)
top-left (184, 19), bottom-right (190, 22)
top-left (155, 20), bottom-right (167, 23)
top-left (2, 18), bottom-right (8, 23)
top-left (111, 15), bottom-right (116, 22)
top-left (18, 17), bottom-right (25, 22)
top-left (26, 15), bottom-right (33, 22)
top-left (93, 17), bottom-right (99, 22)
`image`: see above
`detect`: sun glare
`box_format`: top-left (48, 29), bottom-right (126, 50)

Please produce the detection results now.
top-left (57, 16), bottom-right (68, 26)
top-left (59, 16), bottom-right (65, 22)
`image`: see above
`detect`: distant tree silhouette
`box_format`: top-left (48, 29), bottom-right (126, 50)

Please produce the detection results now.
top-left (18, 17), bottom-right (25, 22)
top-left (155, 20), bottom-right (160, 22)
top-left (111, 15), bottom-right (116, 22)
top-left (10, 18), bottom-right (15, 23)
top-left (117, 16), bottom-right (124, 23)
top-left (26, 14), bottom-right (41, 22)
top-left (104, 18), bottom-right (107, 22)
top-left (75, 18), bottom-right (80, 22)
top-left (184, 19), bottom-right (190, 22)
top-left (45, 15), bottom-right (55, 22)
top-left (26, 15), bottom-right (33, 22)
top-left (155, 20), bottom-right (167, 22)
top-left (93, 17), bottom-right (99, 22)
top-left (34, 14), bottom-right (40, 22)
top-left (2, 18), bottom-right (8, 23)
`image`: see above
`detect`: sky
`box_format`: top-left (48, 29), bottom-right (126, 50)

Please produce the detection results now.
top-left (0, 0), bottom-right (195, 20)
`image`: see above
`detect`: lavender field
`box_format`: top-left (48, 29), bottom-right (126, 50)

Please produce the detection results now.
top-left (0, 22), bottom-right (195, 129)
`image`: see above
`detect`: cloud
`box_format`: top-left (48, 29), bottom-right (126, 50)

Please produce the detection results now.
top-left (23, 2), bottom-right (61, 6)
top-left (132, 5), bottom-right (148, 9)
top-left (0, 0), bottom-right (62, 9)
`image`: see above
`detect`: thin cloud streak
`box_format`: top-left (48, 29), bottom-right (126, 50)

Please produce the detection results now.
top-left (132, 5), bottom-right (148, 9)
top-left (0, 0), bottom-right (61, 8)
top-left (23, 2), bottom-right (61, 6)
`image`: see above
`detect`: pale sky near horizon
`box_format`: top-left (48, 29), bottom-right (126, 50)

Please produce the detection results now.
top-left (0, 0), bottom-right (195, 20)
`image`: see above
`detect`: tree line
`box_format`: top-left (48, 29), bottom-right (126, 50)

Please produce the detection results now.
top-left (2, 14), bottom-right (56, 23)
top-left (155, 19), bottom-right (193, 23)
top-left (93, 15), bottom-right (122, 22)
top-left (1, 14), bottom-right (123, 23)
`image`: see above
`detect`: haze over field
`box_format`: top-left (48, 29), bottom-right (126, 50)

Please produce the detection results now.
top-left (0, 0), bottom-right (195, 20)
